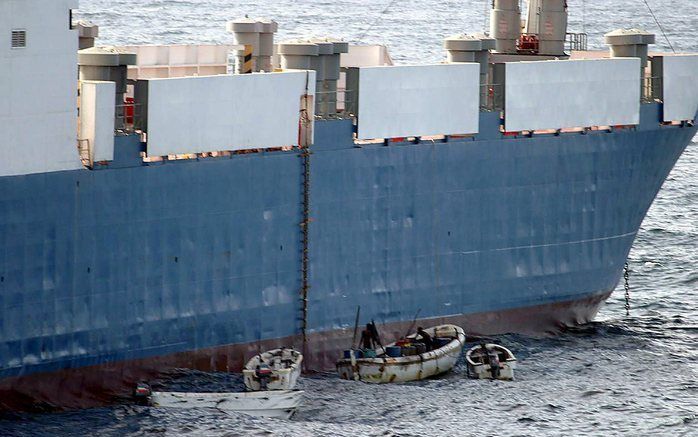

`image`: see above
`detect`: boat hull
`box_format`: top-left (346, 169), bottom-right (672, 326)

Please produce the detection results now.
top-left (151, 390), bottom-right (303, 419)
top-left (466, 344), bottom-right (518, 380)
top-left (242, 349), bottom-right (302, 391)
top-left (467, 362), bottom-right (516, 381)
top-left (336, 325), bottom-right (466, 383)
top-left (242, 367), bottom-right (301, 391)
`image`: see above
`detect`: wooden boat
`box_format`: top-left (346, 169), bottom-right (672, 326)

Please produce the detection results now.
top-left (242, 348), bottom-right (303, 391)
top-left (336, 324), bottom-right (465, 383)
top-left (150, 390), bottom-right (304, 419)
top-left (465, 343), bottom-right (517, 380)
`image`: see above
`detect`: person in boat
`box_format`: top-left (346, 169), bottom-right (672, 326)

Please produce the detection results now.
top-left (488, 348), bottom-right (501, 379)
top-left (480, 343), bottom-right (489, 363)
top-left (415, 327), bottom-right (434, 351)
top-left (360, 323), bottom-right (380, 350)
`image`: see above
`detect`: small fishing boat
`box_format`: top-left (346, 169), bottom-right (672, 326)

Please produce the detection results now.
top-left (242, 348), bottom-right (303, 391)
top-left (465, 343), bottom-right (517, 381)
top-left (336, 324), bottom-right (466, 383)
top-left (149, 389), bottom-right (304, 419)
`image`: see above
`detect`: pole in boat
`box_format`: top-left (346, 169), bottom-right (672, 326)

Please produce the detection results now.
top-left (349, 306), bottom-right (361, 381)
top-left (403, 308), bottom-right (422, 339)
top-left (351, 306), bottom-right (361, 349)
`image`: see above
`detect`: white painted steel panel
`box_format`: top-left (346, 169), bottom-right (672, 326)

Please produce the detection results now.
top-left (357, 64), bottom-right (480, 139)
top-left (0, 0), bottom-right (82, 177)
top-left (121, 44), bottom-right (242, 79)
top-left (80, 81), bottom-right (116, 162)
top-left (146, 70), bottom-right (315, 156)
top-left (504, 58), bottom-right (641, 132)
top-left (661, 55), bottom-right (698, 122)
top-left (340, 45), bottom-right (393, 67)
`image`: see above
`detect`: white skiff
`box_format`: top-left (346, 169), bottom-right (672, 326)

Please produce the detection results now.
top-left (243, 348), bottom-right (303, 391)
top-left (466, 343), bottom-right (517, 380)
top-left (150, 390), bottom-right (304, 419)
top-left (336, 324), bottom-right (466, 383)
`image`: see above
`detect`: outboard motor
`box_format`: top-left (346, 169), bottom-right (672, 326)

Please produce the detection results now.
top-left (255, 363), bottom-right (273, 390)
top-left (133, 382), bottom-right (152, 406)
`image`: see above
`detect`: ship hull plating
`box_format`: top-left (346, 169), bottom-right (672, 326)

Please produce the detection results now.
top-left (0, 104), bottom-right (695, 410)
top-left (0, 290), bottom-right (609, 411)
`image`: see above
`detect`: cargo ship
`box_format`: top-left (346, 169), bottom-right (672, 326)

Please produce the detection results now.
top-left (1, 0), bottom-right (696, 410)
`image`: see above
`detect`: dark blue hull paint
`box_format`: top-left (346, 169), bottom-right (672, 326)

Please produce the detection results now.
top-left (0, 104), bottom-right (695, 405)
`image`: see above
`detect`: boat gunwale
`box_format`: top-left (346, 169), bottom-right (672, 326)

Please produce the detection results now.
top-left (151, 389), bottom-right (303, 399)
top-left (465, 343), bottom-right (517, 367)
top-left (242, 349), bottom-right (303, 374)
top-left (336, 324), bottom-right (466, 367)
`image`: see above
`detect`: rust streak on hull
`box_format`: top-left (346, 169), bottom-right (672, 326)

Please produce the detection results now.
top-left (0, 291), bottom-right (610, 412)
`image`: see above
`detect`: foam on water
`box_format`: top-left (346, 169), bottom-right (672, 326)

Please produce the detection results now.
top-left (1, 1), bottom-right (696, 435)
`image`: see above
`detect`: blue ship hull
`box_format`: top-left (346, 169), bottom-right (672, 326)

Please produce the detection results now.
top-left (0, 103), bottom-right (695, 410)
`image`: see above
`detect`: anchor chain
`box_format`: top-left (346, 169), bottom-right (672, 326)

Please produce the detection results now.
top-left (623, 262), bottom-right (630, 316)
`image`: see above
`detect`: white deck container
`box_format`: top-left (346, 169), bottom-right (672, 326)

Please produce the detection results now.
top-left (504, 58), bottom-right (641, 131)
top-left (355, 64), bottom-right (480, 140)
top-left (79, 80), bottom-right (115, 163)
top-left (658, 54), bottom-right (698, 122)
top-left (0, 0), bottom-right (82, 177)
top-left (141, 69), bottom-right (315, 156)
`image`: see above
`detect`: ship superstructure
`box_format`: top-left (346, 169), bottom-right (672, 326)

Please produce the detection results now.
top-left (0, 0), bottom-right (697, 410)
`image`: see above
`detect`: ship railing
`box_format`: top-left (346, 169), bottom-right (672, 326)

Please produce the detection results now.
top-left (315, 89), bottom-right (356, 120)
top-left (115, 102), bottom-right (143, 134)
top-left (566, 32), bottom-right (588, 52)
top-left (480, 83), bottom-right (504, 112)
top-left (642, 76), bottom-right (663, 103)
